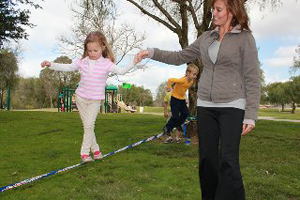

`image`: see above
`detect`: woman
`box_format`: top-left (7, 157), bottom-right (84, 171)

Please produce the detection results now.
top-left (136, 0), bottom-right (260, 199)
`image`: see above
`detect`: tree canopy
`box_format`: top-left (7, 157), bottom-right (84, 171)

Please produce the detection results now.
top-left (0, 48), bottom-right (19, 108)
top-left (264, 75), bottom-right (300, 113)
top-left (154, 81), bottom-right (167, 106)
top-left (0, 0), bottom-right (42, 47)
top-left (118, 84), bottom-right (153, 106)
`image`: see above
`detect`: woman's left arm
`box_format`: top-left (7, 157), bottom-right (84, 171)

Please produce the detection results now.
top-left (242, 32), bottom-right (261, 134)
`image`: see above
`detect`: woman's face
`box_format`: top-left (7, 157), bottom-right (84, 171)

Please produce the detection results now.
top-left (212, 0), bottom-right (233, 27)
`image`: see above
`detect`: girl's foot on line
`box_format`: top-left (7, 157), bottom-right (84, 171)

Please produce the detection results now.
top-left (93, 151), bottom-right (103, 160)
top-left (81, 155), bottom-right (94, 163)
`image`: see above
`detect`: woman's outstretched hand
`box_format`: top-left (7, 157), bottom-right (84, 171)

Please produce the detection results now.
top-left (41, 61), bottom-right (51, 68)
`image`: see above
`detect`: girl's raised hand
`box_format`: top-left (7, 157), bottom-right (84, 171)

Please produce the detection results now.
top-left (134, 54), bottom-right (140, 65)
top-left (41, 61), bottom-right (51, 68)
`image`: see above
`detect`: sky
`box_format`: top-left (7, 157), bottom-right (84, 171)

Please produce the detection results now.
top-left (15, 0), bottom-right (300, 97)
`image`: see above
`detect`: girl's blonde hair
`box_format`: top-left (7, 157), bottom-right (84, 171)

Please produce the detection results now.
top-left (82, 31), bottom-right (115, 63)
top-left (186, 63), bottom-right (199, 74)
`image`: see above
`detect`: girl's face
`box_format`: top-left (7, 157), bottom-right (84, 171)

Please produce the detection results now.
top-left (86, 42), bottom-right (103, 60)
top-left (212, 0), bottom-right (233, 27)
top-left (186, 69), bottom-right (198, 82)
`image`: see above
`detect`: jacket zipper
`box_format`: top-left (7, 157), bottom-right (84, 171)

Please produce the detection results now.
top-left (210, 34), bottom-right (226, 101)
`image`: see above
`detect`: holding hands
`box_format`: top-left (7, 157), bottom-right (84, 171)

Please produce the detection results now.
top-left (135, 49), bottom-right (150, 63)
top-left (41, 61), bottom-right (51, 68)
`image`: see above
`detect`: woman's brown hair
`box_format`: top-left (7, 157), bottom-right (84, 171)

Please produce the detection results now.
top-left (82, 31), bottom-right (115, 63)
top-left (211, 0), bottom-right (251, 31)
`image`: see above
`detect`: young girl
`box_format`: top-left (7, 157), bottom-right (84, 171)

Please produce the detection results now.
top-left (41, 31), bottom-right (138, 162)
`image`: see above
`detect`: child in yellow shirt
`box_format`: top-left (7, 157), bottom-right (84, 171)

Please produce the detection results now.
top-left (163, 64), bottom-right (199, 136)
top-left (163, 87), bottom-right (183, 143)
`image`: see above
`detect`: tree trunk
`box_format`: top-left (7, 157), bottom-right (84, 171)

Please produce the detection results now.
top-left (178, 3), bottom-right (188, 48)
top-left (291, 102), bottom-right (296, 114)
top-left (186, 119), bottom-right (198, 144)
top-left (187, 0), bottom-right (211, 117)
top-left (0, 89), bottom-right (3, 109)
top-left (281, 104), bottom-right (285, 112)
top-left (50, 95), bottom-right (53, 108)
top-left (188, 59), bottom-right (203, 116)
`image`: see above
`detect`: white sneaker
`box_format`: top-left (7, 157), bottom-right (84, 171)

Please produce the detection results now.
top-left (175, 138), bottom-right (181, 143)
top-left (164, 137), bottom-right (173, 144)
top-left (93, 151), bottom-right (103, 160)
top-left (81, 155), bottom-right (94, 163)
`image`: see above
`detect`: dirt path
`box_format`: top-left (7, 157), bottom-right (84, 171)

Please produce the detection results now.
top-left (142, 113), bottom-right (300, 123)
top-left (258, 116), bottom-right (300, 123)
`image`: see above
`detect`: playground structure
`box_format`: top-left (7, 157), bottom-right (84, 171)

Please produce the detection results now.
top-left (58, 85), bottom-right (136, 113)
top-left (57, 87), bottom-right (76, 112)
top-left (104, 85), bottom-right (119, 113)
top-left (117, 100), bottom-right (137, 113)
top-left (105, 85), bottom-right (137, 113)
top-left (5, 89), bottom-right (10, 110)
top-left (0, 90), bottom-right (11, 110)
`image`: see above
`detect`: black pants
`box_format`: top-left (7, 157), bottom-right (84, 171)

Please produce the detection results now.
top-left (166, 97), bottom-right (189, 133)
top-left (197, 106), bottom-right (245, 200)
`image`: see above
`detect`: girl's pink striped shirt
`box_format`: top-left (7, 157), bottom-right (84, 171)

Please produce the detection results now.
top-left (50, 56), bottom-right (135, 100)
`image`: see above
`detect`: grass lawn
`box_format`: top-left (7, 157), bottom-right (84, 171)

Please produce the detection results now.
top-left (0, 111), bottom-right (299, 199)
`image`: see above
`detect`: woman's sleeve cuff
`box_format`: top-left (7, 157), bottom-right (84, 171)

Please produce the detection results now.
top-left (147, 48), bottom-right (154, 58)
top-left (243, 119), bottom-right (255, 126)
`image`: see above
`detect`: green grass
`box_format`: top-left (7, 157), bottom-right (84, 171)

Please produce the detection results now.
top-left (241, 120), bottom-right (300, 200)
top-left (137, 106), bottom-right (164, 113)
top-left (0, 111), bottom-right (299, 199)
top-left (258, 108), bottom-right (300, 120)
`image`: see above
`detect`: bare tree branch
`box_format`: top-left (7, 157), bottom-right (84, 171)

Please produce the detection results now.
top-left (187, 0), bottom-right (201, 31)
top-left (152, 0), bottom-right (181, 31)
top-left (199, 0), bottom-right (212, 36)
top-left (178, 1), bottom-right (188, 47)
top-left (125, 0), bottom-right (177, 33)
top-left (58, 0), bottom-right (145, 65)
